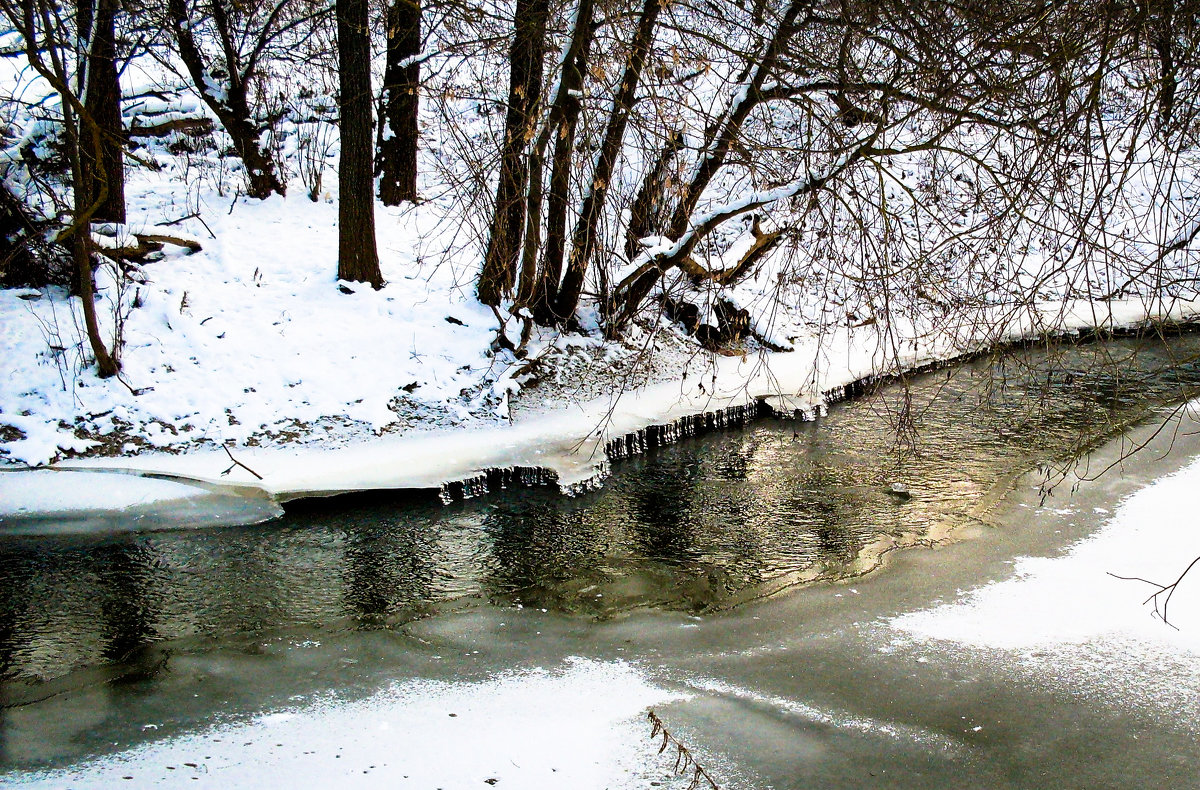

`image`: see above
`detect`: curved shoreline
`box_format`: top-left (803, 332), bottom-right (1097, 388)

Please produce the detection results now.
top-left (3, 305), bottom-right (1200, 523)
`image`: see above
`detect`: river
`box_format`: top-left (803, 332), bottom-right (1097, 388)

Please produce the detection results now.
top-left (4, 333), bottom-right (1200, 787)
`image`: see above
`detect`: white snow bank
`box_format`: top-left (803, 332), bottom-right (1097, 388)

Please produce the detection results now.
top-left (47, 295), bottom-right (1200, 503)
top-left (893, 453), bottom-right (1200, 652)
top-left (0, 469), bottom-right (209, 517)
top-left (11, 658), bottom-right (690, 790)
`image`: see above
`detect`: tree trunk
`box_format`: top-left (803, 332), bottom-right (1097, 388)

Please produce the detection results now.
top-left (336, 0), bottom-right (383, 287)
top-left (477, 0), bottom-right (549, 307)
top-left (225, 82), bottom-right (286, 200)
top-left (77, 0), bottom-right (125, 223)
top-left (13, 0), bottom-right (119, 376)
top-left (67, 100), bottom-right (120, 377)
top-left (377, 0), bottom-right (420, 205)
top-left (527, 0), bottom-right (595, 324)
top-left (553, 0), bottom-right (662, 323)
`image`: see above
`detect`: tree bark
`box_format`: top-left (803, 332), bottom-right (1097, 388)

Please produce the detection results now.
top-left (377, 0), bottom-right (420, 205)
top-left (77, 0), bottom-right (124, 223)
top-left (552, 0), bottom-right (662, 323)
top-left (67, 99), bottom-right (120, 376)
top-left (521, 0), bottom-right (594, 322)
top-left (477, 0), bottom-right (549, 307)
top-left (336, 0), bottom-right (382, 287)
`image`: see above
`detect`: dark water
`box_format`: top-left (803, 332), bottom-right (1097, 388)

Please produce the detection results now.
top-left (3, 333), bottom-right (1200, 711)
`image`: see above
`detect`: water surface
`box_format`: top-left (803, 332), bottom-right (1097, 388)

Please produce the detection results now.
top-left (5, 333), bottom-right (1200, 786)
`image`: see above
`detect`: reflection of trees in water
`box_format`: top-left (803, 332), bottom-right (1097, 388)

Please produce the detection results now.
top-left (480, 497), bottom-right (608, 604)
top-left (89, 540), bottom-right (162, 672)
top-left (812, 524), bottom-right (859, 566)
top-left (709, 434), bottom-right (757, 481)
top-left (340, 516), bottom-right (437, 623)
top-left (0, 543), bottom-right (38, 681)
top-left (0, 538), bottom-right (167, 684)
top-left (613, 435), bottom-right (768, 604)
top-left (622, 459), bottom-right (700, 563)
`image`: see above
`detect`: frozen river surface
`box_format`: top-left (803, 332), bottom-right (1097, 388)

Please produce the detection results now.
top-left (5, 336), bottom-right (1200, 788)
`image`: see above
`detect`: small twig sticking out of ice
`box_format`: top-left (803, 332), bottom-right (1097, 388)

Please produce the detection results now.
top-left (221, 442), bottom-right (264, 480)
top-left (1108, 554), bottom-right (1200, 630)
top-left (646, 709), bottom-right (721, 790)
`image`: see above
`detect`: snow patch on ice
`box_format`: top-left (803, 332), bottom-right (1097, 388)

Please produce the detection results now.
top-left (888, 452), bottom-right (1200, 723)
top-left (9, 658), bottom-right (691, 790)
top-left (893, 454), bottom-right (1200, 651)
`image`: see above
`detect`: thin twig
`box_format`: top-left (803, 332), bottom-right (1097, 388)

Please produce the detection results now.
top-left (157, 211), bottom-right (217, 239)
top-left (221, 443), bottom-right (264, 480)
top-left (1108, 553), bottom-right (1200, 629)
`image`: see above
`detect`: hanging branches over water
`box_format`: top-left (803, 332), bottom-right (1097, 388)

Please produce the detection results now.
top-left (1109, 555), bottom-right (1200, 630)
top-left (646, 709), bottom-right (720, 790)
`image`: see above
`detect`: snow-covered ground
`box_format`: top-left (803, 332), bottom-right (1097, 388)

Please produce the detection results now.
top-left (4, 39), bottom-right (1200, 502)
top-left (6, 15), bottom-right (1200, 789)
top-left (5, 192), bottom-right (1197, 499)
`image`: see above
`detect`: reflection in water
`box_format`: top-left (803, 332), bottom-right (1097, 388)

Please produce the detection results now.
top-left (91, 542), bottom-right (163, 683)
top-left (2, 335), bottom-right (1200, 692)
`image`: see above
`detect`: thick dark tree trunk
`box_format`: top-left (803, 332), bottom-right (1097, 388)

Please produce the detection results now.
top-left (527, 0), bottom-right (595, 324)
top-left (477, 0), bottom-right (549, 307)
top-left (77, 0), bottom-right (125, 223)
top-left (167, 0), bottom-right (286, 199)
top-left (377, 0), bottom-right (420, 205)
top-left (336, 0), bottom-right (383, 287)
top-left (552, 0), bottom-right (662, 323)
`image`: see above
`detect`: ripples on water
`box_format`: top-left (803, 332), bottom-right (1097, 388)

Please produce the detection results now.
top-left (3, 334), bottom-right (1200, 687)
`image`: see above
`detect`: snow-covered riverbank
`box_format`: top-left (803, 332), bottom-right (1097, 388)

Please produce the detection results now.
top-left (4, 192), bottom-right (1198, 508)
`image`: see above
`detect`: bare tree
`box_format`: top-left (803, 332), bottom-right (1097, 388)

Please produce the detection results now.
top-left (550, 0), bottom-right (663, 324)
top-left (164, 0), bottom-right (309, 198)
top-left (1, 0), bottom-right (120, 376)
top-left (454, 0), bottom-right (1200, 355)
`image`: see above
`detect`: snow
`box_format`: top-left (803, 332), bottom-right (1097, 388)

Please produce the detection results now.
top-left (6, 280), bottom-right (1200, 504)
top-left (893, 454), bottom-right (1200, 650)
top-left (0, 193), bottom-right (502, 473)
top-left (0, 469), bottom-right (209, 517)
top-left (9, 658), bottom-right (689, 790)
